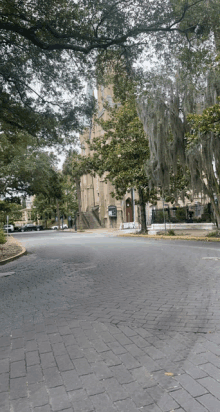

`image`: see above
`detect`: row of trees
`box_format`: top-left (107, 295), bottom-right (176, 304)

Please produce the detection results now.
top-left (0, 162), bottom-right (78, 228)
top-left (0, 126), bottom-right (78, 226)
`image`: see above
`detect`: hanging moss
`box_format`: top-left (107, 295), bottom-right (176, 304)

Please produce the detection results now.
top-left (138, 59), bottom-right (220, 226)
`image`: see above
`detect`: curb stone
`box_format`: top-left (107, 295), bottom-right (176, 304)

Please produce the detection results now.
top-left (0, 237), bottom-right (27, 265)
top-left (118, 233), bottom-right (220, 242)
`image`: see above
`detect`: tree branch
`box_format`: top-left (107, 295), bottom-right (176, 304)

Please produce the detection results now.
top-left (0, 0), bottom-right (205, 54)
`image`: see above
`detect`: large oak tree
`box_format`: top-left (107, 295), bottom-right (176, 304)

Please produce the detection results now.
top-left (0, 0), bottom-right (211, 142)
top-left (1, 0), bottom-right (217, 205)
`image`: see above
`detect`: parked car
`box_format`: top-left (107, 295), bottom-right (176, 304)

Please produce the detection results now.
top-left (14, 226), bottom-right (21, 232)
top-left (51, 224), bottom-right (68, 230)
top-left (19, 224), bottom-right (44, 232)
top-left (19, 224), bottom-right (36, 232)
top-left (3, 224), bottom-right (14, 233)
top-left (18, 224), bottom-right (37, 232)
top-left (36, 225), bottom-right (44, 231)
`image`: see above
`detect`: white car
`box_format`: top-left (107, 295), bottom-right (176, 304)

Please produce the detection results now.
top-left (51, 224), bottom-right (68, 230)
top-left (3, 224), bottom-right (14, 232)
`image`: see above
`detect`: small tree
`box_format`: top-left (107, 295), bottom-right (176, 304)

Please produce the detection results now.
top-left (0, 200), bottom-right (22, 225)
top-left (63, 149), bottom-right (94, 227)
top-left (33, 195), bottom-right (56, 227)
top-left (33, 174), bottom-right (78, 228)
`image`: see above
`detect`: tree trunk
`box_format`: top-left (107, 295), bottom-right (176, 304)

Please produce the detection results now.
top-left (138, 186), bottom-right (147, 233)
top-left (202, 183), bottom-right (220, 231)
top-left (76, 177), bottom-right (81, 215)
top-left (210, 198), bottom-right (220, 229)
top-left (56, 199), bottom-right (60, 229)
top-left (215, 207), bottom-right (220, 229)
top-left (75, 176), bottom-right (83, 229)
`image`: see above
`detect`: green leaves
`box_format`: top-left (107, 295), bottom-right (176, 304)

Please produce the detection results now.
top-left (0, 200), bottom-right (22, 224)
top-left (1, 0), bottom-right (214, 148)
top-left (187, 99), bottom-right (220, 141)
top-left (0, 132), bottom-right (61, 197)
top-left (33, 173), bottom-right (78, 224)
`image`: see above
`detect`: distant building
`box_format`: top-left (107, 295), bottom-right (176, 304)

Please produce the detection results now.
top-left (14, 196), bottom-right (35, 226)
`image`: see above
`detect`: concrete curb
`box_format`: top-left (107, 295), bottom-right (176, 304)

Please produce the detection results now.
top-left (0, 238), bottom-right (27, 265)
top-left (118, 233), bottom-right (220, 242)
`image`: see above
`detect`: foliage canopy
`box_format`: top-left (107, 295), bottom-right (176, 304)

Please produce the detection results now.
top-left (0, 0), bottom-right (212, 145)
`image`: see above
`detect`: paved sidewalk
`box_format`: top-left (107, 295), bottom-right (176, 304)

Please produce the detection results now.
top-left (70, 227), bottom-right (220, 239)
top-left (1, 233), bottom-right (220, 412)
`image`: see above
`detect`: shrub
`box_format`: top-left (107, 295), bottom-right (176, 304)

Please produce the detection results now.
top-left (206, 231), bottom-right (220, 237)
top-left (0, 229), bottom-right (6, 244)
top-left (157, 229), bottom-right (175, 236)
top-left (176, 208), bottom-right (187, 222)
top-left (200, 204), bottom-right (213, 222)
top-left (153, 210), bottom-right (169, 223)
top-left (167, 229), bottom-right (175, 236)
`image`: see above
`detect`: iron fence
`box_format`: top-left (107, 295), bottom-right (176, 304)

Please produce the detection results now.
top-left (151, 204), bottom-right (214, 224)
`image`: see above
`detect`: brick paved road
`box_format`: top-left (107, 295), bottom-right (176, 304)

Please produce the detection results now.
top-left (0, 232), bottom-right (220, 411)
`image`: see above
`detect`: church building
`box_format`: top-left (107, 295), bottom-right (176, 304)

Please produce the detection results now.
top-left (79, 84), bottom-right (141, 229)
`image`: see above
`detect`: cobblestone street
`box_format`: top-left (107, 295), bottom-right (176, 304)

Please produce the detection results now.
top-left (1, 232), bottom-right (220, 411)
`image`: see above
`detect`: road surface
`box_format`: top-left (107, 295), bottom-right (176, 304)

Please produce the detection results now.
top-left (0, 231), bottom-right (220, 411)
